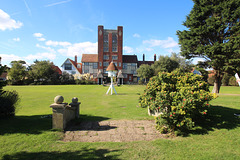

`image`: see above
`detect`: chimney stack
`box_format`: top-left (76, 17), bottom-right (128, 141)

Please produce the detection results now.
top-left (154, 54), bottom-right (156, 61)
top-left (75, 55), bottom-right (77, 63)
top-left (143, 54), bottom-right (145, 62)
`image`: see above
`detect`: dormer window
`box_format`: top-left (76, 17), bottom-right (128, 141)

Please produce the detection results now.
top-left (64, 64), bottom-right (72, 70)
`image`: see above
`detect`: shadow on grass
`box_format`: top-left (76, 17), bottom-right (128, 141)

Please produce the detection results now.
top-left (66, 114), bottom-right (113, 131)
top-left (0, 115), bottom-right (52, 135)
top-left (0, 114), bottom-right (110, 135)
top-left (189, 105), bottom-right (240, 135)
top-left (3, 148), bottom-right (121, 160)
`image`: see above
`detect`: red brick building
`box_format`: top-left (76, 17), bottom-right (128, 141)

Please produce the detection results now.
top-left (81, 25), bottom-right (156, 83)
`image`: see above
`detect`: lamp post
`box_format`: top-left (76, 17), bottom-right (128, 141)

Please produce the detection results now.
top-left (106, 62), bottom-right (118, 95)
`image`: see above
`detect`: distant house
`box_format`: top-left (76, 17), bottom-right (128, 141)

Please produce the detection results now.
top-left (61, 55), bottom-right (82, 78)
top-left (82, 54), bottom-right (98, 77)
top-left (122, 55), bottom-right (138, 82)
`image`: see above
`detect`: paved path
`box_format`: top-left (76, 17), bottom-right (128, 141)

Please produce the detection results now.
top-left (63, 120), bottom-right (164, 142)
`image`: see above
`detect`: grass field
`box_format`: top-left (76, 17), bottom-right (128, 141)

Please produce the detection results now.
top-left (0, 85), bottom-right (240, 159)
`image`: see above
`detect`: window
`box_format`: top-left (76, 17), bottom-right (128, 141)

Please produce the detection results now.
top-left (72, 71), bottom-right (76, 74)
top-left (104, 47), bottom-right (109, 52)
top-left (104, 34), bottom-right (109, 52)
top-left (77, 64), bottom-right (81, 68)
top-left (129, 76), bottom-right (132, 81)
top-left (64, 64), bottom-right (72, 70)
top-left (123, 63), bottom-right (127, 69)
top-left (103, 55), bottom-right (109, 60)
top-left (84, 69), bottom-right (89, 73)
top-left (112, 55), bottom-right (118, 60)
top-left (93, 63), bottom-right (98, 69)
top-left (84, 62), bottom-right (89, 66)
top-left (99, 62), bottom-right (102, 67)
top-left (112, 33), bottom-right (117, 52)
top-left (119, 62), bottom-right (121, 67)
top-left (103, 62), bottom-right (109, 66)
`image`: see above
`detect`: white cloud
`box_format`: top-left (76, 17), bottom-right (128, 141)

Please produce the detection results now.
top-left (143, 37), bottom-right (178, 48)
top-left (13, 37), bottom-right (20, 42)
top-left (146, 48), bottom-right (153, 52)
top-left (25, 52), bottom-right (56, 61)
top-left (123, 46), bottom-right (134, 54)
top-left (58, 42), bottom-right (97, 56)
top-left (33, 33), bottom-right (46, 41)
top-left (37, 37), bottom-right (46, 41)
top-left (45, 40), bottom-right (71, 47)
top-left (0, 9), bottom-right (23, 31)
top-left (45, 0), bottom-right (72, 7)
top-left (0, 54), bottom-right (22, 62)
top-left (36, 44), bottom-right (56, 53)
top-left (33, 33), bottom-right (43, 38)
top-left (133, 33), bottom-right (140, 38)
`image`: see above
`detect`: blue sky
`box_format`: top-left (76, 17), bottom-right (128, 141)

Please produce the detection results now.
top-left (0, 0), bottom-right (194, 67)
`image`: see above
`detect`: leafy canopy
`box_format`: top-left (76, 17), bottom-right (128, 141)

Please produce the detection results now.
top-left (177, 0), bottom-right (240, 92)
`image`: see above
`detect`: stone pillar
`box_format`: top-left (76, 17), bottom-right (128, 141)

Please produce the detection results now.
top-left (69, 97), bottom-right (81, 118)
top-left (50, 95), bottom-right (68, 130)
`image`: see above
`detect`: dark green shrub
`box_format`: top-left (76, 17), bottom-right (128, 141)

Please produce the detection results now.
top-left (0, 90), bottom-right (20, 118)
top-left (139, 72), bottom-right (216, 135)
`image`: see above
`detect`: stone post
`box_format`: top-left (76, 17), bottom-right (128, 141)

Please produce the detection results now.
top-left (50, 95), bottom-right (68, 130)
top-left (69, 97), bottom-right (81, 118)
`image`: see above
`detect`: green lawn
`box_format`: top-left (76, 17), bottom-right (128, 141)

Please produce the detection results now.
top-left (0, 85), bottom-right (240, 160)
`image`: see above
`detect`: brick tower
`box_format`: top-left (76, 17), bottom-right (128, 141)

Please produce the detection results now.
top-left (98, 25), bottom-right (123, 73)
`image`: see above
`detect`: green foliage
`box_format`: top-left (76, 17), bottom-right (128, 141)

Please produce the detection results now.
top-left (60, 72), bottom-right (75, 84)
top-left (0, 90), bottom-right (20, 118)
top-left (152, 55), bottom-right (179, 75)
top-left (29, 60), bottom-right (58, 84)
top-left (139, 72), bottom-right (215, 134)
top-left (229, 76), bottom-right (238, 86)
top-left (137, 64), bottom-right (154, 83)
top-left (8, 60), bottom-right (27, 85)
top-left (177, 0), bottom-right (240, 93)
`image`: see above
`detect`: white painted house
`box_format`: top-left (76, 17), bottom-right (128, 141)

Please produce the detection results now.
top-left (61, 56), bottom-right (82, 78)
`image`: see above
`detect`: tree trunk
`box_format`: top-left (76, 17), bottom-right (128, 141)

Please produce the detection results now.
top-left (212, 72), bottom-right (222, 94)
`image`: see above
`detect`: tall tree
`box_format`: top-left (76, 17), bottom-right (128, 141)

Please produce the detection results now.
top-left (29, 60), bottom-right (56, 84)
top-left (177, 0), bottom-right (240, 93)
top-left (137, 64), bottom-right (154, 83)
top-left (8, 60), bottom-right (27, 85)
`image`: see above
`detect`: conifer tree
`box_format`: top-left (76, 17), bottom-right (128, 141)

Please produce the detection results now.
top-left (177, 0), bottom-right (240, 93)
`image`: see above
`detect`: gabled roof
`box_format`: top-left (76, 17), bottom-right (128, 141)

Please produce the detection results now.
top-left (61, 58), bottom-right (82, 74)
top-left (82, 54), bottom-right (98, 62)
top-left (52, 65), bottom-right (62, 75)
top-left (106, 62), bottom-right (118, 71)
top-left (122, 55), bottom-right (138, 63)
